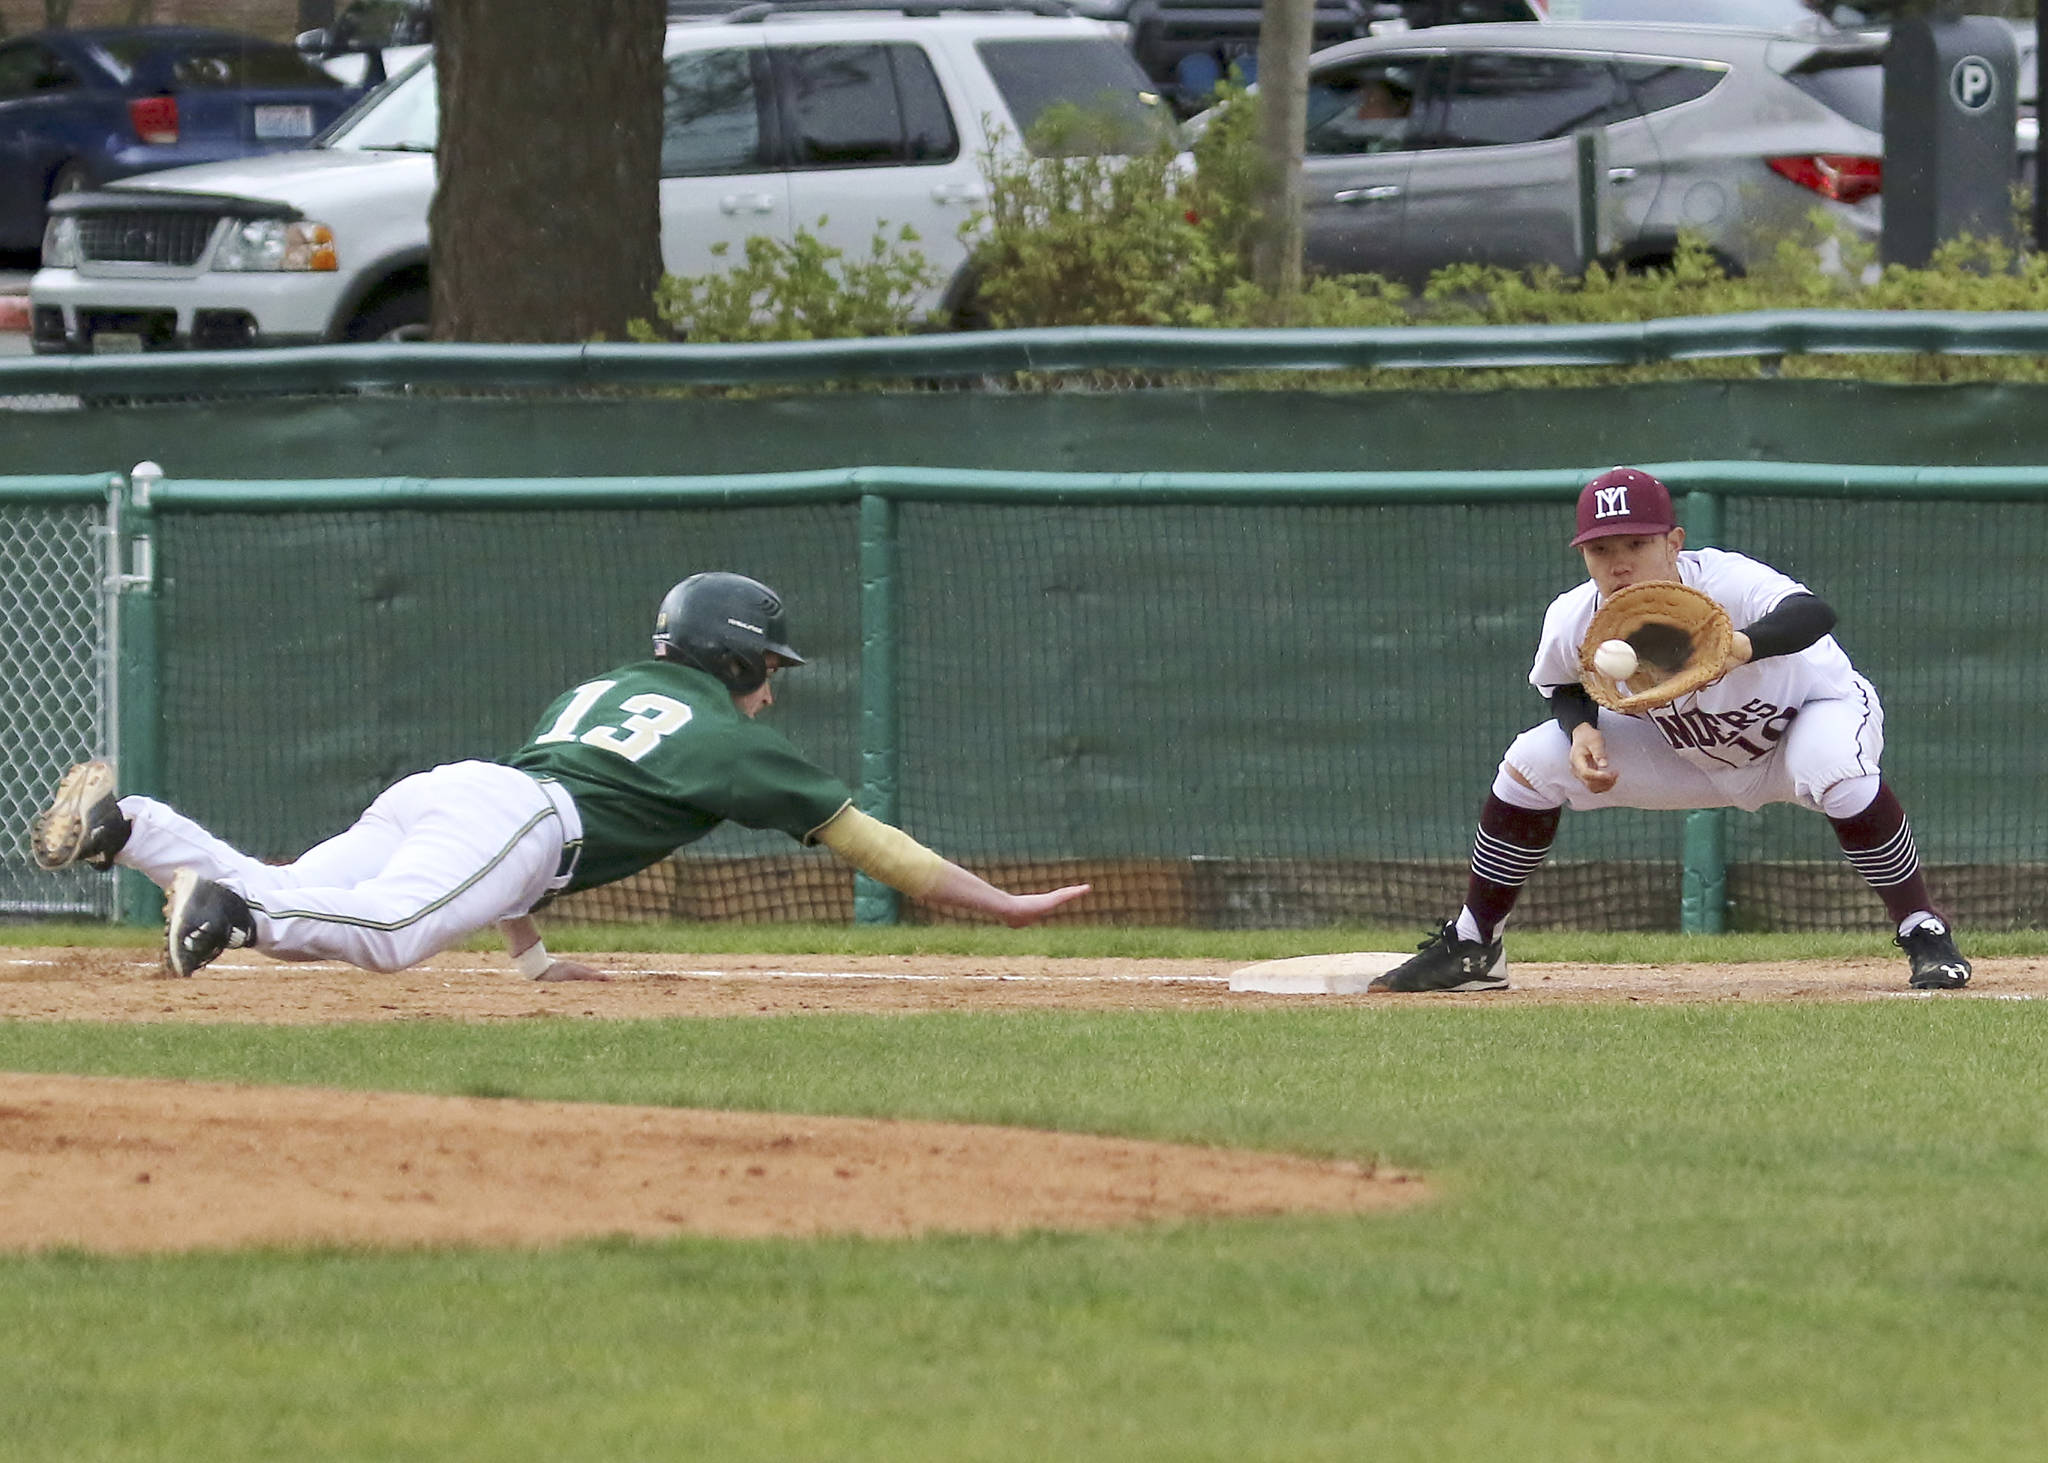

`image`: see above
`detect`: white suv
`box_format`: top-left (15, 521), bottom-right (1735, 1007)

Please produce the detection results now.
top-left (29, 5), bottom-right (1163, 351)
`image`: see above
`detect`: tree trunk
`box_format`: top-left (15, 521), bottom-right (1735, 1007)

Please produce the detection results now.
top-left (430, 0), bottom-right (666, 342)
top-left (1250, 0), bottom-right (1314, 296)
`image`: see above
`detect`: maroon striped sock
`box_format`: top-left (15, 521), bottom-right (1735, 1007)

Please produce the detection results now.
top-left (1828, 781), bottom-right (1935, 925)
top-left (1464, 794), bottom-right (1561, 942)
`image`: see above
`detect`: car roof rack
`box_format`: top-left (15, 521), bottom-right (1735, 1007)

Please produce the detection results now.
top-left (706, 0), bottom-right (1076, 23)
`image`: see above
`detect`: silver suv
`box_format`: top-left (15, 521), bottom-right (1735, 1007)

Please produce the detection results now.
top-left (30, 5), bottom-right (1162, 351)
top-left (1283, 21), bottom-right (1885, 281)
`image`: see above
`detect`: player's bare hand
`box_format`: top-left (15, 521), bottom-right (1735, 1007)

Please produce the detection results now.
top-left (999, 884), bottom-right (1092, 927)
top-left (1570, 726), bottom-right (1617, 794)
top-left (1724, 630), bottom-right (1754, 672)
top-left (534, 958), bottom-right (611, 982)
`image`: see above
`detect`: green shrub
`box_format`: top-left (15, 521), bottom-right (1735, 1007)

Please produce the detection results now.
top-left (631, 222), bottom-right (936, 344)
top-left (963, 102), bottom-right (1238, 328)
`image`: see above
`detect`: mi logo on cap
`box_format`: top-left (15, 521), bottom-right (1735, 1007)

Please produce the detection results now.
top-left (1594, 485), bottom-right (1631, 519)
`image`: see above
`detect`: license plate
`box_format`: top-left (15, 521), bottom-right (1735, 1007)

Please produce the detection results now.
top-left (91, 332), bottom-right (144, 354)
top-left (253, 104), bottom-right (314, 140)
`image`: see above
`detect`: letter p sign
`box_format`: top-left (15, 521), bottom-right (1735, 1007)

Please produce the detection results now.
top-left (1951, 56), bottom-right (1997, 114)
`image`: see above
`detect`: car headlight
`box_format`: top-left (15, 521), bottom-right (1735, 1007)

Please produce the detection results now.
top-left (41, 215), bottom-right (80, 269)
top-left (213, 219), bottom-right (338, 272)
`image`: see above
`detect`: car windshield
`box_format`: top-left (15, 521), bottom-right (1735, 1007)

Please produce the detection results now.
top-left (323, 52), bottom-right (437, 150)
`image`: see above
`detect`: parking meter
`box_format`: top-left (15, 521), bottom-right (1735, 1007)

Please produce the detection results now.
top-left (1882, 15), bottom-right (2019, 267)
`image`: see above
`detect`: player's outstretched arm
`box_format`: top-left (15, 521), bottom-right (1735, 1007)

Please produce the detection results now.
top-left (921, 862), bottom-right (1093, 927)
top-left (497, 914), bottom-right (610, 983)
top-left (816, 806), bottom-right (1090, 927)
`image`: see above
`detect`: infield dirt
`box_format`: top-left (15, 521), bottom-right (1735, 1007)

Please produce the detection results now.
top-left (2, 946), bottom-right (2039, 1255)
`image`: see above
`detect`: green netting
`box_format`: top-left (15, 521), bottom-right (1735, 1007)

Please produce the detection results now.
top-left (8, 454), bottom-right (2040, 933)
top-left (127, 480), bottom-right (2044, 932)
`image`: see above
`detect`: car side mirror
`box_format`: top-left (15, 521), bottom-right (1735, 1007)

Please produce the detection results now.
top-left (294, 27), bottom-right (332, 55)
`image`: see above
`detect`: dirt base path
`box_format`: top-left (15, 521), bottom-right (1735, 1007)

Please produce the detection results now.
top-left (3, 946), bottom-right (2044, 1023)
top-left (2, 946), bottom-right (2038, 1255)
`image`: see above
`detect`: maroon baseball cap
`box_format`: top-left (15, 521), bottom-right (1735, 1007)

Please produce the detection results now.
top-left (1570, 467), bottom-right (1675, 546)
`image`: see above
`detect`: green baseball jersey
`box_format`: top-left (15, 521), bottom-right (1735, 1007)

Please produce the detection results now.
top-left (505, 659), bottom-right (852, 894)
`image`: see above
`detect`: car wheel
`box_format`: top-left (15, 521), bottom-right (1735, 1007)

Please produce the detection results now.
top-left (344, 286), bottom-right (430, 342)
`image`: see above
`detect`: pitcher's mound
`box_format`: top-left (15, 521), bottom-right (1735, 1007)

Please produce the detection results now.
top-left (0, 1072), bottom-right (1423, 1254)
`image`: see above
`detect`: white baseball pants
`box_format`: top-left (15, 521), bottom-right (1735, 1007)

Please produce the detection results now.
top-left (1502, 681), bottom-right (1885, 816)
top-left (115, 760), bottom-right (582, 973)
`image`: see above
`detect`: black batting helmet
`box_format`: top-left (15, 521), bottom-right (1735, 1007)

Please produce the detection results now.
top-left (651, 572), bottom-right (805, 694)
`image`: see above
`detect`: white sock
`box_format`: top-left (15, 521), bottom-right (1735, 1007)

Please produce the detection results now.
top-left (1455, 907), bottom-right (1487, 944)
top-left (1897, 910), bottom-right (1939, 938)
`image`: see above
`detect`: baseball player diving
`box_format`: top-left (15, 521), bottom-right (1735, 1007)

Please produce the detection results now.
top-left (31, 572), bottom-right (1090, 979)
top-left (1371, 466), bottom-right (1972, 994)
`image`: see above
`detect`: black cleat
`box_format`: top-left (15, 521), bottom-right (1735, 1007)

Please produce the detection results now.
top-left (1368, 920), bottom-right (1508, 993)
top-left (1896, 916), bottom-right (1971, 990)
top-left (30, 760), bottom-right (131, 872)
top-left (163, 869), bottom-right (256, 978)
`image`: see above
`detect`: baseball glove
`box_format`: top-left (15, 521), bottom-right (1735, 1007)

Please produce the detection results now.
top-left (1577, 581), bottom-right (1735, 714)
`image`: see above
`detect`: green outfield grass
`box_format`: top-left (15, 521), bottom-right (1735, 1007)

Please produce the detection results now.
top-left (7, 918), bottom-right (2048, 963)
top-left (2, 1002), bottom-right (2046, 1461)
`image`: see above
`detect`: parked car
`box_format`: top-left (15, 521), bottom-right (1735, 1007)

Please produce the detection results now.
top-left (29, 6), bottom-right (1168, 351)
top-left (0, 26), bottom-right (360, 255)
top-left (1192, 20), bottom-right (1887, 283)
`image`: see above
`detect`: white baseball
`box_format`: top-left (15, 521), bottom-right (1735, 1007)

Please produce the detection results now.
top-left (1593, 639), bottom-right (1638, 680)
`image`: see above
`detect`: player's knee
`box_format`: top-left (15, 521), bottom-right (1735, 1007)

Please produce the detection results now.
top-left (1505, 725), bottom-right (1571, 778)
top-left (1816, 772), bottom-right (1880, 820)
top-left (358, 929), bottom-right (442, 974)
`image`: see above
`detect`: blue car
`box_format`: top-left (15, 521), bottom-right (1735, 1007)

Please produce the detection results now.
top-left (0, 26), bottom-right (361, 254)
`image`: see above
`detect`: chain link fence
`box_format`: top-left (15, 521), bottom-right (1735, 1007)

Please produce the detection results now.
top-left (0, 488), bottom-right (112, 919)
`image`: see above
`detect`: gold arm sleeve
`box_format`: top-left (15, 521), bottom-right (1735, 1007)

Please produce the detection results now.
top-left (815, 806), bottom-right (946, 898)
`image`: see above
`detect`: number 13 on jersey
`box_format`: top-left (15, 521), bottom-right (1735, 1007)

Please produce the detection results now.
top-left (534, 679), bottom-right (694, 763)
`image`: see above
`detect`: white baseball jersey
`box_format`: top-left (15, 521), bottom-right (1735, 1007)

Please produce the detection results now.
top-left (1529, 549), bottom-right (1864, 775)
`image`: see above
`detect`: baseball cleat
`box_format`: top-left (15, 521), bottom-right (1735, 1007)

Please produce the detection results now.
top-left (1368, 921), bottom-right (1508, 993)
top-left (163, 869), bottom-right (256, 978)
top-left (1896, 917), bottom-right (1971, 990)
top-left (30, 759), bottom-right (131, 872)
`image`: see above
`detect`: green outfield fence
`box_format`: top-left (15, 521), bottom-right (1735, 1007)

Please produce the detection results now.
top-left (2, 459), bottom-right (2042, 936)
top-left (3, 313), bottom-right (2044, 935)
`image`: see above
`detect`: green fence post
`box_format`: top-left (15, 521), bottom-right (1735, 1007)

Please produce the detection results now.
top-left (854, 491), bottom-right (899, 924)
top-left (1679, 486), bottom-right (1726, 934)
top-left (114, 461), bottom-right (163, 927)
top-left (1681, 810), bottom-right (1727, 935)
